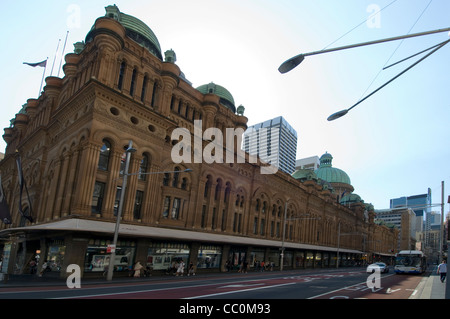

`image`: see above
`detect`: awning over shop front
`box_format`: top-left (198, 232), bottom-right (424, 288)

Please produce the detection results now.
top-left (0, 218), bottom-right (363, 255)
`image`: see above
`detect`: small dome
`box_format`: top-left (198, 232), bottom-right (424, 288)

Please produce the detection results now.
top-left (196, 82), bottom-right (236, 113)
top-left (340, 193), bottom-right (364, 205)
top-left (315, 152), bottom-right (351, 185)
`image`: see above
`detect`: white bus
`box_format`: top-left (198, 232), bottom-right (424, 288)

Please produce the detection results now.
top-left (394, 250), bottom-right (427, 274)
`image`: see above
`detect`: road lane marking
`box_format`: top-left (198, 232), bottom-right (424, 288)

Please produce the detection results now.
top-left (186, 282), bottom-right (296, 299)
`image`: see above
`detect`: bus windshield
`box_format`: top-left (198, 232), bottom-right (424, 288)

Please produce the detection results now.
top-left (395, 255), bottom-right (422, 267)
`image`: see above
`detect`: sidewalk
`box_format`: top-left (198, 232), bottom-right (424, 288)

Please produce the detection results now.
top-left (410, 268), bottom-right (446, 299)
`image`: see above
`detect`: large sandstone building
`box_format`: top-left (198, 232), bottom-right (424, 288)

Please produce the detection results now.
top-left (0, 5), bottom-right (397, 278)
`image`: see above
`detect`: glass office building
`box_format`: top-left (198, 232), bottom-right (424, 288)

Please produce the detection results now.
top-left (243, 116), bottom-right (298, 174)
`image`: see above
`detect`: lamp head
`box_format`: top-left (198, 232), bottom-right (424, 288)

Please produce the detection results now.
top-left (278, 54), bottom-right (305, 74)
top-left (327, 109), bottom-right (349, 121)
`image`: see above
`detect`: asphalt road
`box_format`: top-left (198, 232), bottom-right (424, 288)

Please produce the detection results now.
top-left (0, 267), bottom-right (424, 300)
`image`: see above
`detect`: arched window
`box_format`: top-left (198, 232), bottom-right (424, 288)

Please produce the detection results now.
top-left (98, 139), bottom-right (111, 171)
top-left (215, 179), bottom-right (222, 201)
top-left (139, 154), bottom-right (149, 181)
top-left (181, 178), bottom-right (188, 190)
top-left (224, 182), bottom-right (231, 203)
top-left (204, 175), bottom-right (212, 198)
top-left (117, 61), bottom-right (126, 90)
top-left (163, 173), bottom-right (170, 186)
top-left (172, 166), bottom-right (180, 187)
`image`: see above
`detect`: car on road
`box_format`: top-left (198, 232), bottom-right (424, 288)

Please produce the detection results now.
top-left (366, 262), bottom-right (389, 273)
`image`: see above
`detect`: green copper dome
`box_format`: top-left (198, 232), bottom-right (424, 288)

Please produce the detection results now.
top-left (340, 193), bottom-right (363, 205)
top-left (196, 82), bottom-right (236, 113)
top-left (315, 152), bottom-right (351, 185)
top-left (87, 5), bottom-right (162, 60)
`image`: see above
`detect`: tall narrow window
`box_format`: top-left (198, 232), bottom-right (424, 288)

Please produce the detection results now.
top-left (134, 190), bottom-right (144, 220)
top-left (139, 154), bottom-right (149, 181)
top-left (181, 178), bottom-right (187, 190)
top-left (163, 173), bottom-right (170, 186)
top-left (92, 182), bottom-right (106, 214)
top-left (172, 167), bottom-right (180, 187)
top-left (211, 207), bottom-right (217, 230)
top-left (141, 75), bottom-right (148, 103)
top-left (117, 61), bottom-right (126, 90)
top-left (162, 196), bottom-right (171, 218)
top-left (151, 81), bottom-right (158, 106)
top-left (130, 68), bottom-right (137, 96)
top-left (172, 198), bottom-right (181, 219)
top-left (224, 183), bottom-right (231, 203)
top-left (98, 140), bottom-right (111, 171)
top-left (221, 209), bottom-right (226, 231)
top-left (170, 95), bottom-right (175, 111)
top-left (201, 205), bottom-right (207, 228)
top-left (204, 176), bottom-right (212, 198)
top-left (215, 179), bottom-right (222, 201)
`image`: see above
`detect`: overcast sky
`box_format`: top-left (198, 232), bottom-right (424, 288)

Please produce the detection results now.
top-left (1, 0), bottom-right (449, 212)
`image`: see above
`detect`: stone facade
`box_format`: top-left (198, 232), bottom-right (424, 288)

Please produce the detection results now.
top-left (0, 7), bottom-right (397, 277)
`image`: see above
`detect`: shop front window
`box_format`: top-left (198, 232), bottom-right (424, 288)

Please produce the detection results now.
top-left (306, 252), bottom-right (314, 268)
top-left (84, 239), bottom-right (136, 273)
top-left (197, 245), bottom-right (222, 269)
top-left (249, 249), bottom-right (265, 270)
top-left (46, 244), bottom-right (66, 272)
top-left (315, 252), bottom-right (322, 267)
top-left (295, 251), bottom-right (305, 268)
top-left (147, 242), bottom-right (190, 271)
top-left (267, 249), bottom-right (280, 268)
top-left (283, 250), bottom-right (293, 268)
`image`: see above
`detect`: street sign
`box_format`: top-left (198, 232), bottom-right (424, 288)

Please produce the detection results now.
top-left (107, 244), bottom-right (116, 253)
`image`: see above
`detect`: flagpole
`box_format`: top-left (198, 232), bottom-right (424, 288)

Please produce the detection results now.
top-left (57, 31), bottom-right (69, 77)
top-left (38, 58), bottom-right (48, 97)
top-left (50, 38), bottom-right (61, 76)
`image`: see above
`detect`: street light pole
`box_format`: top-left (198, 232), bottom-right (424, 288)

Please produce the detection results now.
top-left (106, 140), bottom-right (135, 281)
top-left (280, 201), bottom-right (288, 271)
top-left (105, 145), bottom-right (193, 281)
top-left (336, 222), bottom-right (340, 269)
top-left (278, 27), bottom-right (450, 74)
top-left (278, 27), bottom-right (450, 121)
top-left (326, 38), bottom-right (450, 121)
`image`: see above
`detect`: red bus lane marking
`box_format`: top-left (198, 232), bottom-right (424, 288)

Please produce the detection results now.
top-left (74, 278), bottom-right (293, 299)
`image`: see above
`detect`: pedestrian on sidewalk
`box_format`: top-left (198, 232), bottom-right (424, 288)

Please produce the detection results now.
top-left (176, 259), bottom-right (185, 276)
top-left (133, 261), bottom-right (143, 278)
top-left (437, 260), bottom-right (447, 283)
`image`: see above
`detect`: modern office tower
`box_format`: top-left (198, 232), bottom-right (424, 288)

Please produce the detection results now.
top-left (390, 189), bottom-right (432, 234)
top-left (243, 116), bottom-right (298, 174)
top-left (295, 156), bottom-right (320, 171)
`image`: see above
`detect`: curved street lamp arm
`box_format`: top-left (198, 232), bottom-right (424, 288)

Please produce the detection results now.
top-left (327, 38), bottom-right (450, 121)
top-left (279, 27), bottom-right (450, 74)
